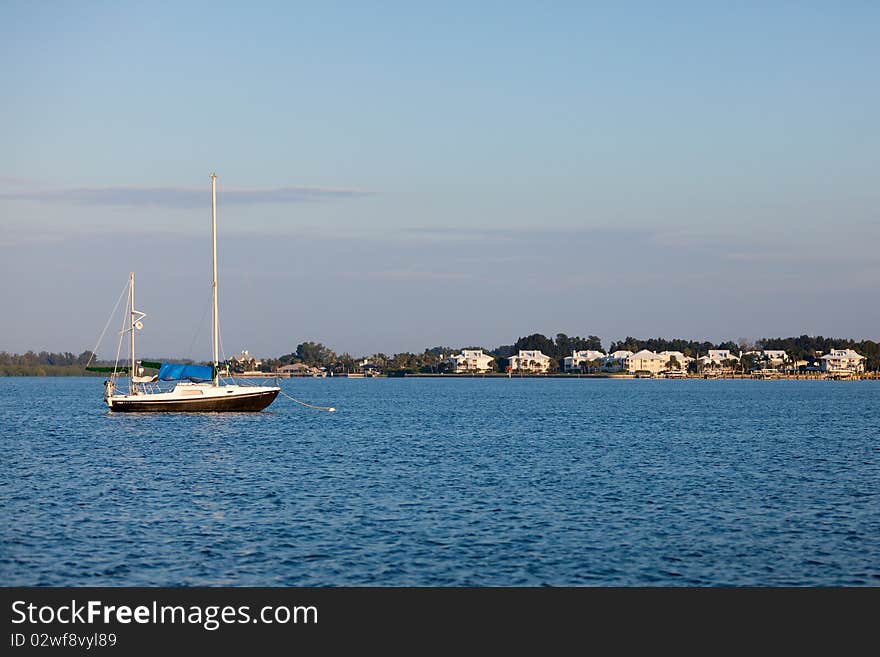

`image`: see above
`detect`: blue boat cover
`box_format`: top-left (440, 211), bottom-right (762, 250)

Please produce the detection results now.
top-left (157, 363), bottom-right (214, 382)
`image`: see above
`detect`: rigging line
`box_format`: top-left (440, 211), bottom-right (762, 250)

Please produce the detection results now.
top-left (111, 282), bottom-right (129, 387)
top-left (85, 280), bottom-right (129, 369)
top-left (185, 292), bottom-right (212, 362)
top-left (278, 388), bottom-right (336, 413)
top-left (218, 325), bottom-right (227, 364)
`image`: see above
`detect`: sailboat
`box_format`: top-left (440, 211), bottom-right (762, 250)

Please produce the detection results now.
top-left (89, 174), bottom-right (280, 412)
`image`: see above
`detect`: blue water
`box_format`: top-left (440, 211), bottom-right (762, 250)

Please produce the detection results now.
top-left (1, 377), bottom-right (878, 586)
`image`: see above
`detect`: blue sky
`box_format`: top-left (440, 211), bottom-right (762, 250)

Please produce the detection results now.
top-left (1, 2), bottom-right (878, 358)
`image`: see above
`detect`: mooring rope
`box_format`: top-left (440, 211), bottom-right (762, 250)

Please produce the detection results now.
top-left (278, 388), bottom-right (336, 412)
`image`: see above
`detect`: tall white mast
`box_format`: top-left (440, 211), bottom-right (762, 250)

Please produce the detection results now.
top-left (130, 271), bottom-right (136, 395)
top-left (211, 173), bottom-right (219, 386)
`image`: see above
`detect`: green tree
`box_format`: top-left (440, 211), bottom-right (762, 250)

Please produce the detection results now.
top-left (296, 341), bottom-right (336, 367)
top-left (740, 353), bottom-right (758, 372)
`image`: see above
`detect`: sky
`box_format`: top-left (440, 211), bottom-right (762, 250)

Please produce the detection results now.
top-left (1, 1), bottom-right (878, 359)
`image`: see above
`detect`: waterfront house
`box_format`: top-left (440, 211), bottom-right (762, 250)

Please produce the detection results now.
top-left (444, 349), bottom-right (495, 373)
top-left (276, 363), bottom-right (318, 376)
top-left (658, 351), bottom-right (691, 370)
top-left (231, 349), bottom-right (260, 365)
top-left (563, 350), bottom-right (606, 373)
top-left (362, 363), bottom-right (383, 377)
top-left (230, 349), bottom-right (262, 373)
top-left (602, 350), bottom-right (634, 372)
top-left (698, 349), bottom-right (740, 369)
top-left (625, 350), bottom-right (667, 375)
top-left (508, 350), bottom-right (552, 373)
top-left (819, 349), bottom-right (866, 373)
top-left (744, 350), bottom-right (787, 366)
top-left (760, 350), bottom-right (787, 366)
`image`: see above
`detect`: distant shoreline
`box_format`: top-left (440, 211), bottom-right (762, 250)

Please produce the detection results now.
top-left (2, 372), bottom-right (876, 381)
top-left (230, 371), bottom-right (879, 381)
top-left (388, 372), bottom-right (879, 380)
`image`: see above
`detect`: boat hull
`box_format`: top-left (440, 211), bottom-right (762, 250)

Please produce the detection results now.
top-left (109, 388), bottom-right (279, 412)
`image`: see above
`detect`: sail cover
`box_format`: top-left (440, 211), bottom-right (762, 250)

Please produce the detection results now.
top-left (158, 363), bottom-right (214, 382)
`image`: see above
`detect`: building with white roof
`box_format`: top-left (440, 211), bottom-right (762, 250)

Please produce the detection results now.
top-left (508, 350), bottom-right (552, 373)
top-left (276, 363), bottom-right (319, 376)
top-left (625, 350), bottom-right (667, 374)
top-left (444, 349), bottom-right (495, 373)
top-left (659, 351), bottom-right (692, 370)
top-left (602, 350), bottom-right (634, 372)
top-left (563, 350), bottom-right (606, 373)
top-left (819, 349), bottom-right (865, 373)
top-left (230, 349), bottom-right (261, 367)
top-left (699, 349), bottom-right (740, 368)
top-left (760, 350), bottom-right (788, 364)
top-left (743, 349), bottom-right (789, 370)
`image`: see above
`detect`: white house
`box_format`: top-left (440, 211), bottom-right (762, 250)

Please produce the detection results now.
top-left (819, 349), bottom-right (866, 373)
top-left (760, 350), bottom-right (788, 365)
top-left (563, 350), bottom-right (606, 372)
top-left (277, 363), bottom-right (318, 376)
top-left (744, 349), bottom-right (788, 369)
top-left (625, 350), bottom-right (668, 374)
top-left (602, 350), bottom-right (634, 372)
top-left (699, 349), bottom-right (740, 368)
top-left (508, 350), bottom-right (552, 373)
top-left (659, 351), bottom-right (691, 370)
top-left (444, 349), bottom-right (495, 373)
top-left (231, 349), bottom-right (262, 368)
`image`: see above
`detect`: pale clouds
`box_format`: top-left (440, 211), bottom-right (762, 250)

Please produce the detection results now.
top-left (0, 184), bottom-right (373, 208)
top-left (0, 176), bottom-right (34, 187)
top-left (341, 269), bottom-right (473, 282)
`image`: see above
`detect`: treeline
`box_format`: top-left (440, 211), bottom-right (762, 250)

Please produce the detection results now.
top-left (0, 350), bottom-right (103, 376)
top-left (251, 334), bottom-right (606, 374)
top-left (756, 335), bottom-right (879, 368)
top-left (271, 333), bottom-right (879, 373)
top-left (494, 333), bottom-right (603, 361)
top-left (605, 335), bottom-right (879, 365)
top-left (4, 334), bottom-right (879, 376)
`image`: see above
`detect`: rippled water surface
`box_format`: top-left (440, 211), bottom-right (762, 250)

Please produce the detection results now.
top-left (1, 377), bottom-right (878, 586)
